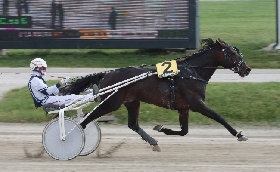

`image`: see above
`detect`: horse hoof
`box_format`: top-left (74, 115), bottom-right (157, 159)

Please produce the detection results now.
top-left (236, 131), bottom-right (248, 141)
top-left (153, 125), bottom-right (163, 132)
top-left (237, 135), bottom-right (248, 141)
top-left (152, 145), bottom-right (161, 152)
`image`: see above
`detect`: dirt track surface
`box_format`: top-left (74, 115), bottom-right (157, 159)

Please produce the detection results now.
top-left (0, 122), bottom-right (279, 172)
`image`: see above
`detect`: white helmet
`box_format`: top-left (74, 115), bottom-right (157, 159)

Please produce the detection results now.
top-left (30, 58), bottom-right (47, 71)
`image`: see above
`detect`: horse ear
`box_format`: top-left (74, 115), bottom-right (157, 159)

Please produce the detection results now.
top-left (216, 38), bottom-right (227, 48)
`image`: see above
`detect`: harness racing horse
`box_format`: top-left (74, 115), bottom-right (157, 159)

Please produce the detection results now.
top-left (62, 38), bottom-right (251, 151)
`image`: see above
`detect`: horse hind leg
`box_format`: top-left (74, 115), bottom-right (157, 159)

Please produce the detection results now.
top-left (153, 109), bottom-right (189, 136)
top-left (124, 100), bottom-right (161, 152)
top-left (80, 92), bottom-right (124, 129)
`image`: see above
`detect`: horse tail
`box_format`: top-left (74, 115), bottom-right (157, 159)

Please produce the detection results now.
top-left (62, 72), bottom-right (106, 95)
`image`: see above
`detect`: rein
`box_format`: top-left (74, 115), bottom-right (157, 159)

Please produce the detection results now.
top-left (140, 63), bottom-right (233, 70)
top-left (183, 66), bottom-right (229, 69)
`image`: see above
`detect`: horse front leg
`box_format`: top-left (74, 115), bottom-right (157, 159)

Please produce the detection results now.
top-left (124, 100), bottom-right (161, 152)
top-left (192, 100), bottom-right (248, 141)
top-left (153, 109), bottom-right (189, 136)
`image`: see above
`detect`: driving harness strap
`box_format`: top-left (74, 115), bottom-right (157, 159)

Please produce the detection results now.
top-left (168, 76), bottom-right (207, 110)
top-left (180, 76), bottom-right (208, 84)
top-left (167, 62), bottom-right (208, 110)
top-left (168, 77), bottom-right (175, 110)
top-left (183, 61), bottom-right (208, 84)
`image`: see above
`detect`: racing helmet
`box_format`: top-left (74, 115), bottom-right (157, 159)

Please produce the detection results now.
top-left (30, 58), bottom-right (47, 71)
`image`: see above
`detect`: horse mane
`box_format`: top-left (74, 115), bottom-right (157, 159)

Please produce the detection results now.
top-left (181, 38), bottom-right (219, 61)
top-left (164, 38), bottom-right (220, 64)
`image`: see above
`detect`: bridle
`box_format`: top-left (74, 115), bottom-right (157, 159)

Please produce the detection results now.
top-left (184, 46), bottom-right (245, 72)
top-left (181, 46), bottom-right (247, 84)
top-left (221, 46), bottom-right (246, 73)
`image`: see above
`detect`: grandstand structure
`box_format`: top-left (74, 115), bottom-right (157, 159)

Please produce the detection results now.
top-left (0, 0), bottom-right (199, 49)
top-left (3, 0), bottom-right (188, 31)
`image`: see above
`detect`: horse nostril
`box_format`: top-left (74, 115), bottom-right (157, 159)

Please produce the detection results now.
top-left (246, 68), bottom-right (251, 72)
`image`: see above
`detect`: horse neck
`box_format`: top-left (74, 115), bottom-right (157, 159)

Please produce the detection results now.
top-left (185, 49), bottom-right (221, 81)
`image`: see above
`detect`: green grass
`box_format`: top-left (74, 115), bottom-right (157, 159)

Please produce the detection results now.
top-left (200, 0), bottom-right (279, 69)
top-left (0, 0), bottom-right (279, 68)
top-left (0, 81), bottom-right (279, 126)
top-left (200, 0), bottom-right (275, 44)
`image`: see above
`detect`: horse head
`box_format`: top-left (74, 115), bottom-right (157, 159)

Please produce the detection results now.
top-left (216, 38), bottom-right (251, 77)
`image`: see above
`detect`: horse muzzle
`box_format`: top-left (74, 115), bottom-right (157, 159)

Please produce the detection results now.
top-left (245, 67), bottom-right (251, 75)
top-left (237, 66), bottom-right (251, 77)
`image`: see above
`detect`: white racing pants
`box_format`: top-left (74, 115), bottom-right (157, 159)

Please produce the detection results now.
top-left (43, 94), bottom-right (93, 106)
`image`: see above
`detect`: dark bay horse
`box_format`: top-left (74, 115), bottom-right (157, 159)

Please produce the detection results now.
top-left (62, 38), bottom-right (251, 151)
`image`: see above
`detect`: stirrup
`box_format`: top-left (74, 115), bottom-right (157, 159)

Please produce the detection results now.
top-left (43, 104), bottom-right (65, 113)
top-left (92, 84), bottom-right (101, 102)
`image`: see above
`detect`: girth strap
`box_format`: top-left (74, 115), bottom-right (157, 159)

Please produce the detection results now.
top-left (168, 77), bottom-right (175, 110)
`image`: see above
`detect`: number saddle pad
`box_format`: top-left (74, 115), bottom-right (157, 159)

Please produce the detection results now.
top-left (156, 60), bottom-right (179, 78)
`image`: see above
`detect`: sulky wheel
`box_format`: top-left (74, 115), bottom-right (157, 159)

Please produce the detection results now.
top-left (42, 117), bottom-right (85, 160)
top-left (72, 115), bottom-right (101, 156)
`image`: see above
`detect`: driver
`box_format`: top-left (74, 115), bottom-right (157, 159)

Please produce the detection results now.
top-left (28, 58), bottom-right (98, 109)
